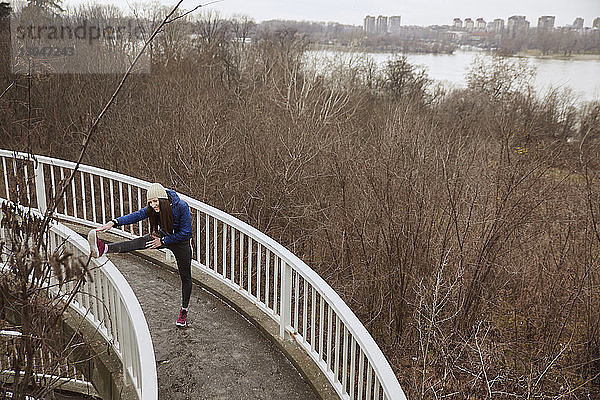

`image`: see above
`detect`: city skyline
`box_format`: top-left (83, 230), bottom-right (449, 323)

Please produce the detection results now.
top-left (62, 0), bottom-right (600, 28)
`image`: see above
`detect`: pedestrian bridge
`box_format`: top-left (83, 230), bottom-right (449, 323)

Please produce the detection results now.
top-left (0, 149), bottom-right (407, 400)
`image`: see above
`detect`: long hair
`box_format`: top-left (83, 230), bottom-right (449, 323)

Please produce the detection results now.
top-left (147, 198), bottom-right (174, 235)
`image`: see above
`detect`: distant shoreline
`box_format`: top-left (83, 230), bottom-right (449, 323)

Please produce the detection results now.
top-left (310, 44), bottom-right (600, 61)
top-left (513, 50), bottom-right (600, 61)
top-left (310, 43), bottom-right (457, 55)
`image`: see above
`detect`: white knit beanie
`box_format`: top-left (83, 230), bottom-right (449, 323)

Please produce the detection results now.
top-left (147, 183), bottom-right (168, 201)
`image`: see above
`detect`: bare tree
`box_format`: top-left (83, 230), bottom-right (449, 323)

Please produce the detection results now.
top-left (1, 1), bottom-right (195, 398)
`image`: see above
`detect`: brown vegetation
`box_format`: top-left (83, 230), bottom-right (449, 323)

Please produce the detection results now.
top-left (500, 28), bottom-right (600, 56)
top-left (0, 202), bottom-right (94, 399)
top-left (2, 5), bottom-right (600, 398)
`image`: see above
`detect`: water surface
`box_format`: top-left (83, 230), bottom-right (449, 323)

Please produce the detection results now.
top-left (308, 49), bottom-right (600, 102)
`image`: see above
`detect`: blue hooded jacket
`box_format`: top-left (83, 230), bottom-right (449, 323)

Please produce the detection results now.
top-left (115, 189), bottom-right (192, 246)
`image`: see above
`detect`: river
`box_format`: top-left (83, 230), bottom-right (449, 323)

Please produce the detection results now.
top-left (307, 49), bottom-right (600, 103)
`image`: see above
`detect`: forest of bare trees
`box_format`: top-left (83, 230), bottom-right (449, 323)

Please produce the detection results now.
top-left (498, 28), bottom-right (600, 56)
top-left (2, 3), bottom-right (600, 398)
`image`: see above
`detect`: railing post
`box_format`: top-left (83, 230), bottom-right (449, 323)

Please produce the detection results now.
top-left (279, 261), bottom-right (292, 338)
top-left (34, 161), bottom-right (47, 214)
top-left (165, 249), bottom-right (175, 263)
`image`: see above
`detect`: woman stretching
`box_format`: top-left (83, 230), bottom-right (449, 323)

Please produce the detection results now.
top-left (88, 183), bottom-right (193, 327)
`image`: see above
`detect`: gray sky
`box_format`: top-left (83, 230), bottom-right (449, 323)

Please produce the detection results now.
top-left (65, 0), bottom-right (600, 27)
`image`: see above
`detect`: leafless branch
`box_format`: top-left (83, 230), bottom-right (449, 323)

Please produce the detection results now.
top-left (166, 0), bottom-right (224, 24)
top-left (37, 0), bottom-right (191, 246)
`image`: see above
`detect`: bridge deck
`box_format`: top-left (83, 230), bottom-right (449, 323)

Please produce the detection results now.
top-left (106, 252), bottom-right (318, 400)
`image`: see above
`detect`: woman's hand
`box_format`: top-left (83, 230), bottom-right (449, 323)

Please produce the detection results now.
top-left (96, 221), bottom-right (115, 232)
top-left (146, 235), bottom-right (162, 249)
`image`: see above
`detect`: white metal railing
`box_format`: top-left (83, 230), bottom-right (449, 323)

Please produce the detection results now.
top-left (0, 149), bottom-right (407, 400)
top-left (0, 329), bottom-right (96, 395)
top-left (0, 197), bottom-right (158, 400)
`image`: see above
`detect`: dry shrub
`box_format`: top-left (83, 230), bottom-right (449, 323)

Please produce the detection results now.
top-left (1, 202), bottom-right (93, 399)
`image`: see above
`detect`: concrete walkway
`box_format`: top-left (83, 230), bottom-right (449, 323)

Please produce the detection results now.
top-left (107, 252), bottom-right (319, 400)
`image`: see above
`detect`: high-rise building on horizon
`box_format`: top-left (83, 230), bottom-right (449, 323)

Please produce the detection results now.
top-left (389, 16), bottom-right (402, 33)
top-left (453, 18), bottom-right (462, 29)
top-left (490, 18), bottom-right (504, 33)
top-left (592, 17), bottom-right (600, 29)
top-left (538, 16), bottom-right (555, 30)
top-left (464, 18), bottom-right (474, 30)
top-left (376, 15), bottom-right (388, 34)
top-left (508, 15), bottom-right (530, 36)
top-left (364, 14), bottom-right (402, 34)
top-left (475, 18), bottom-right (486, 31)
top-left (363, 15), bottom-right (376, 34)
top-left (572, 17), bottom-right (584, 29)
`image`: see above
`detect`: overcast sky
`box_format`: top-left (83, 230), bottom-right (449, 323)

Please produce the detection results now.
top-left (65, 0), bottom-right (600, 27)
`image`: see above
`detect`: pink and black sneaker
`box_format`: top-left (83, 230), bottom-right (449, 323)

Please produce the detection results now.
top-left (87, 229), bottom-right (107, 258)
top-left (176, 308), bottom-right (188, 327)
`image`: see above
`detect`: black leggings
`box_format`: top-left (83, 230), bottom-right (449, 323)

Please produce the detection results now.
top-left (108, 235), bottom-right (193, 309)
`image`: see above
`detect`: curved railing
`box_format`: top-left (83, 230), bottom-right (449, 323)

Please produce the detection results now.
top-left (0, 149), bottom-right (407, 400)
top-left (0, 198), bottom-right (158, 400)
top-left (0, 329), bottom-right (96, 396)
